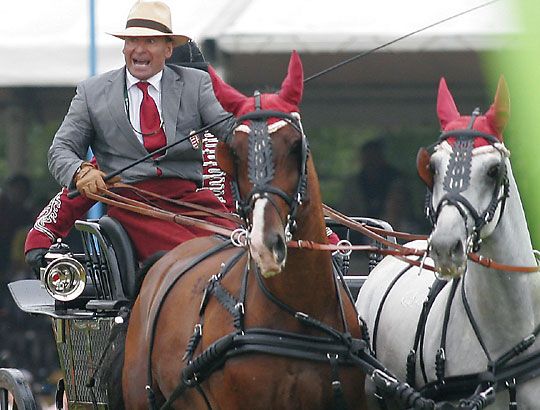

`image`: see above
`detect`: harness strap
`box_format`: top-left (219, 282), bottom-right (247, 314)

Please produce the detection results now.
top-left (373, 263), bottom-right (415, 357)
top-left (167, 328), bottom-right (370, 410)
top-left (230, 328), bottom-right (367, 361)
top-left (461, 270), bottom-right (493, 364)
top-left (420, 372), bottom-right (492, 401)
top-left (506, 379), bottom-right (517, 410)
top-left (253, 264), bottom-right (351, 342)
top-left (414, 270), bottom-right (540, 406)
top-left (433, 278), bottom-right (460, 384)
top-left (208, 251), bottom-right (247, 331)
top-left (161, 333), bottom-right (237, 410)
top-left (407, 278), bottom-right (447, 387)
top-left (328, 353), bottom-right (348, 410)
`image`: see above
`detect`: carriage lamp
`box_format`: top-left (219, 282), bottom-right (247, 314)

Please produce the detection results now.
top-left (41, 255), bottom-right (87, 302)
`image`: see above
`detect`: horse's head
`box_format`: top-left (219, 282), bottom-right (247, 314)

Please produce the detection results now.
top-left (209, 51), bottom-right (308, 278)
top-left (417, 77), bottom-right (511, 278)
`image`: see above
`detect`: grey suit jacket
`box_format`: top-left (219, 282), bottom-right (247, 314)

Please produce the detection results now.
top-left (48, 65), bottom-right (235, 187)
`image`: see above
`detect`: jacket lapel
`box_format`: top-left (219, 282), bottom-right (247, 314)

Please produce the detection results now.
top-left (106, 68), bottom-right (147, 155)
top-left (162, 66), bottom-right (183, 146)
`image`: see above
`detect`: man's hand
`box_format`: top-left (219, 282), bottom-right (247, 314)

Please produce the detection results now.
top-left (75, 163), bottom-right (107, 197)
top-left (74, 163), bottom-right (120, 197)
top-left (25, 248), bottom-right (49, 279)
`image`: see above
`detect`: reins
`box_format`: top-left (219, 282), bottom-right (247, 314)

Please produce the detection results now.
top-left (85, 186), bottom-right (538, 274)
top-left (84, 189), bottom-right (236, 238)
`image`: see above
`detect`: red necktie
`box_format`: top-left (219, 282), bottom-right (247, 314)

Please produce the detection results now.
top-left (136, 82), bottom-right (167, 158)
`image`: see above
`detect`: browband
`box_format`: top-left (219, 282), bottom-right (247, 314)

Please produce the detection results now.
top-left (438, 129), bottom-right (500, 145)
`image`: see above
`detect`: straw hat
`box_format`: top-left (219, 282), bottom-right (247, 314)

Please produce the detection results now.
top-left (108, 1), bottom-right (190, 47)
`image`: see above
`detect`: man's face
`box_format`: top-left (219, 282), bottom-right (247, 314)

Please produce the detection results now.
top-left (123, 36), bottom-right (173, 80)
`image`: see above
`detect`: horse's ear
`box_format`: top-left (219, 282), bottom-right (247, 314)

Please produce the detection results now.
top-left (216, 141), bottom-right (235, 175)
top-left (437, 77), bottom-right (460, 129)
top-left (416, 147), bottom-right (433, 190)
top-left (485, 75), bottom-right (510, 137)
top-left (278, 50), bottom-right (304, 106)
top-left (208, 65), bottom-right (247, 115)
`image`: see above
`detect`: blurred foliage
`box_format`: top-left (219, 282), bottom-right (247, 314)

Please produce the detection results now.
top-left (307, 124), bottom-right (435, 226)
top-left (0, 119), bottom-right (437, 232)
top-left (0, 119), bottom-right (60, 209)
top-left (482, 0), bottom-right (540, 248)
top-left (0, 126), bottom-right (5, 177)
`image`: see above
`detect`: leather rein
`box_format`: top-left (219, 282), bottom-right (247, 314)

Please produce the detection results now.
top-left (87, 183), bottom-right (539, 273)
top-left (86, 183), bottom-right (538, 274)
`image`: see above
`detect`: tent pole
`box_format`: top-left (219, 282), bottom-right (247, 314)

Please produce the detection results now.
top-left (87, 0), bottom-right (103, 219)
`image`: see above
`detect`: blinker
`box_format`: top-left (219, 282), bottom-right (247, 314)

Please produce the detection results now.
top-left (416, 147), bottom-right (433, 190)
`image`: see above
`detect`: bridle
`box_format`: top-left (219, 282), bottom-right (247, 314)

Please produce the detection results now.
top-left (423, 109), bottom-right (509, 253)
top-left (229, 91), bottom-right (309, 242)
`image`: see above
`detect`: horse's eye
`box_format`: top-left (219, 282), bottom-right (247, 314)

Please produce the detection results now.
top-left (230, 148), bottom-right (239, 160)
top-left (291, 140), bottom-right (302, 153)
top-left (487, 164), bottom-right (500, 178)
top-left (429, 161), bottom-right (436, 175)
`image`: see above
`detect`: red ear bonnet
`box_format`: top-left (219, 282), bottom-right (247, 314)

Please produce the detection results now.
top-left (484, 76), bottom-right (510, 140)
top-left (209, 51), bottom-right (304, 123)
top-left (208, 65), bottom-right (249, 116)
top-left (437, 76), bottom-right (509, 144)
top-left (436, 77), bottom-right (460, 130)
top-left (278, 50), bottom-right (304, 107)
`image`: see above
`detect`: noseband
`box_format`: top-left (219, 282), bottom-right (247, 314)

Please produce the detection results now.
top-left (230, 91), bottom-right (309, 241)
top-left (425, 109), bottom-right (509, 253)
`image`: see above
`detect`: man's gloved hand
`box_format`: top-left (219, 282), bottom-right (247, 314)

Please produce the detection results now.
top-left (75, 163), bottom-right (107, 197)
top-left (25, 248), bottom-right (49, 279)
top-left (75, 162), bottom-right (120, 197)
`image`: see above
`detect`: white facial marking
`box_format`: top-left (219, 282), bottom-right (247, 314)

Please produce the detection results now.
top-left (250, 198), bottom-right (267, 253)
top-left (249, 197), bottom-right (284, 276)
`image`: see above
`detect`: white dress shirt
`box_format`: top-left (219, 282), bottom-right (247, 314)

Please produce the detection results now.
top-left (125, 69), bottom-right (163, 145)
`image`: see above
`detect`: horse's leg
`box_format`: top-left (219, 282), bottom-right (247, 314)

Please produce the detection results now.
top-left (122, 298), bottom-right (153, 409)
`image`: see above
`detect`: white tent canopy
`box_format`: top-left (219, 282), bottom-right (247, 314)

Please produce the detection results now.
top-left (0, 0), bottom-right (519, 86)
top-left (211, 0), bottom-right (519, 53)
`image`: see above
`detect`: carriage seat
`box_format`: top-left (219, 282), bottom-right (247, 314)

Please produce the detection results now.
top-left (97, 216), bottom-right (138, 300)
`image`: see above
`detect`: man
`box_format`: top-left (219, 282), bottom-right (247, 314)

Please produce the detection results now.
top-left (25, 131), bottom-right (236, 275)
top-left (45, 1), bottom-right (237, 263)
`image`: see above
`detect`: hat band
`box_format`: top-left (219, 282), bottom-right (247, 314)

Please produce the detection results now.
top-left (126, 18), bottom-right (172, 34)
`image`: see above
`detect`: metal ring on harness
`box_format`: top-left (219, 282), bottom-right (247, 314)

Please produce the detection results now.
top-left (231, 228), bottom-right (249, 248)
top-left (334, 239), bottom-right (353, 257)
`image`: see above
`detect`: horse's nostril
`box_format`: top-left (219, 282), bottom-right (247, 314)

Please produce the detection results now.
top-left (271, 234), bottom-right (287, 265)
top-left (452, 239), bottom-right (463, 256)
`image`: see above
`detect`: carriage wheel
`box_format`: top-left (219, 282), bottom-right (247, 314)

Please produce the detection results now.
top-left (0, 368), bottom-right (37, 410)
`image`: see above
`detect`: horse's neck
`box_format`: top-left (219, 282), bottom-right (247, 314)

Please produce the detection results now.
top-left (464, 164), bottom-right (540, 351)
top-left (481, 161), bottom-right (535, 267)
top-left (277, 170), bottom-right (337, 317)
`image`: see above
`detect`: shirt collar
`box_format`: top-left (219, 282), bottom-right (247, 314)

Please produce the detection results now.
top-left (125, 68), bottom-right (163, 93)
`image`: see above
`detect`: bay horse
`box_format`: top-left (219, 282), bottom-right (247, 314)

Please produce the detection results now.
top-left (356, 77), bottom-right (540, 409)
top-left (122, 51), bottom-right (368, 409)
